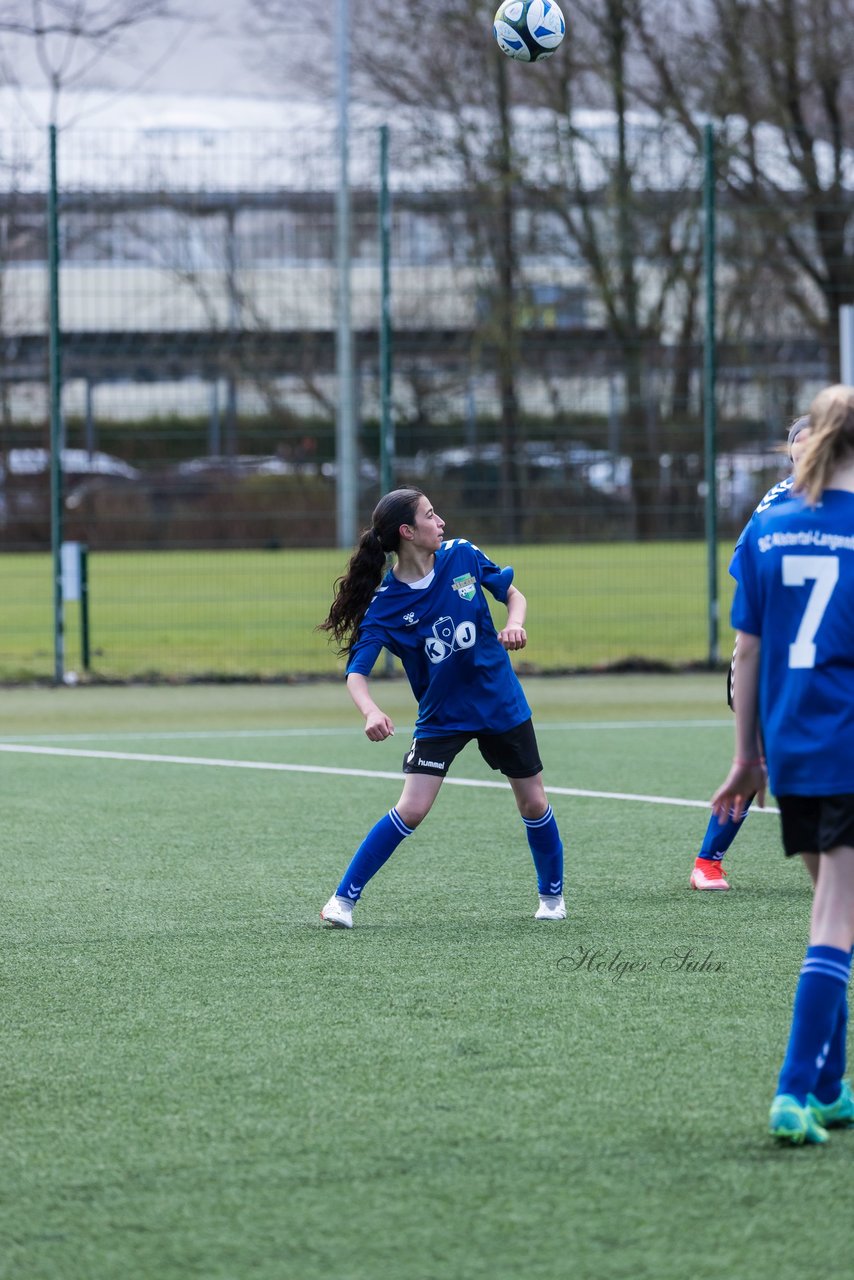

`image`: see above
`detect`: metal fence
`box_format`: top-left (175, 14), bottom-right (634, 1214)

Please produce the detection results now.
top-left (0, 118), bottom-right (839, 681)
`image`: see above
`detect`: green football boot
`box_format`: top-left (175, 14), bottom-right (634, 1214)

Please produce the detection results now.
top-left (807, 1079), bottom-right (854, 1129)
top-left (769, 1094), bottom-right (829, 1145)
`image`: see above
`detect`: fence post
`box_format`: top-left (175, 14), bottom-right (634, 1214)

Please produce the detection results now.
top-left (840, 305), bottom-right (854, 383)
top-left (379, 123), bottom-right (394, 497)
top-left (379, 125), bottom-right (396, 678)
top-left (80, 545), bottom-right (90, 672)
top-left (47, 122), bottom-right (65, 684)
top-left (703, 123), bottom-right (719, 667)
top-left (336, 0), bottom-right (357, 548)
top-left (61, 541), bottom-right (90, 673)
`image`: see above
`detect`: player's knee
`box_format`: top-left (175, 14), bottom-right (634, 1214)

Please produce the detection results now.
top-left (517, 793), bottom-right (549, 822)
top-left (397, 802), bottom-right (431, 828)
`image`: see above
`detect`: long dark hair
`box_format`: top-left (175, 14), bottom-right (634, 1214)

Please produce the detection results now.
top-left (319, 488), bottom-right (425, 655)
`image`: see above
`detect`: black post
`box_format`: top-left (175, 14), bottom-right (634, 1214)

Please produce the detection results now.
top-left (80, 545), bottom-right (90, 672)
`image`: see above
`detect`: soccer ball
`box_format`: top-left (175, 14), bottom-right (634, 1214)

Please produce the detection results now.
top-left (493, 0), bottom-right (566, 62)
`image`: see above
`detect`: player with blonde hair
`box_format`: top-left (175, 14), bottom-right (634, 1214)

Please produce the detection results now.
top-left (712, 384), bottom-right (854, 1143)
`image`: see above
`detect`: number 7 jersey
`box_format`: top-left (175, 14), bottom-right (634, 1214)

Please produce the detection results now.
top-left (731, 489), bottom-right (854, 795)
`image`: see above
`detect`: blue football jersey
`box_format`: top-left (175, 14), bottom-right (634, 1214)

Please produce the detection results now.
top-left (729, 473), bottom-right (797, 623)
top-left (346, 538), bottom-right (531, 737)
top-left (733, 474), bottom-right (796, 555)
top-left (731, 489), bottom-right (854, 795)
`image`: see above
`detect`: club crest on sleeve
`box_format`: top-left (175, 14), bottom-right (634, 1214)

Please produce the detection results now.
top-left (451, 573), bottom-right (476, 602)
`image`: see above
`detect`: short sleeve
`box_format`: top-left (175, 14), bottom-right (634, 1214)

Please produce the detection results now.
top-left (470, 544), bottom-right (514, 603)
top-left (345, 625), bottom-right (386, 677)
top-left (729, 538), bottom-right (761, 637)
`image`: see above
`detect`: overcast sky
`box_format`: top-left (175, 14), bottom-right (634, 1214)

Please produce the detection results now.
top-left (3, 0), bottom-right (319, 99)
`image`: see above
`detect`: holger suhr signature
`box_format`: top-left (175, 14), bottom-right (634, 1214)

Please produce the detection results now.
top-left (557, 944), bottom-right (724, 982)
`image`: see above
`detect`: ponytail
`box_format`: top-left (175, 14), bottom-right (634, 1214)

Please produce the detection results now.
top-left (797, 385), bottom-right (854, 506)
top-left (318, 487), bottom-right (424, 656)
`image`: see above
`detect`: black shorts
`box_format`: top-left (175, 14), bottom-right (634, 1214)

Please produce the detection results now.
top-left (402, 717), bottom-right (543, 779)
top-left (777, 794), bottom-right (854, 857)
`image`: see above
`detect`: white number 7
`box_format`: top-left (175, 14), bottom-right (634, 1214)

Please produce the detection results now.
top-left (782, 555), bottom-right (839, 669)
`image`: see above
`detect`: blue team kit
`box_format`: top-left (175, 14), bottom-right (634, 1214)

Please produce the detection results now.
top-left (731, 489), bottom-right (854, 796)
top-left (346, 538), bottom-right (531, 737)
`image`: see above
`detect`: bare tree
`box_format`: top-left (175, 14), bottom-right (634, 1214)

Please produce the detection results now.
top-left (332, 0), bottom-right (707, 535)
top-left (0, 0), bottom-right (192, 497)
top-left (635, 0), bottom-right (854, 364)
top-left (242, 0), bottom-right (337, 99)
top-left (243, 0), bottom-right (530, 523)
top-left (0, 1), bottom-right (188, 121)
top-left (523, 0), bottom-right (707, 536)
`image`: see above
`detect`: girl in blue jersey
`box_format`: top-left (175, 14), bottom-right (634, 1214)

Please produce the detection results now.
top-left (711, 384), bottom-right (854, 1144)
top-left (318, 488), bottom-right (565, 928)
top-left (690, 415), bottom-right (811, 890)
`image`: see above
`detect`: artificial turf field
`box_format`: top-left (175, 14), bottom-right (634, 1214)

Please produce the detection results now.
top-left (2, 674), bottom-right (849, 1280)
top-left (2, 542), bottom-right (738, 679)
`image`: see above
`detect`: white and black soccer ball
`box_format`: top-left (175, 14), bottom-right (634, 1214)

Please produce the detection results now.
top-left (493, 0), bottom-right (566, 62)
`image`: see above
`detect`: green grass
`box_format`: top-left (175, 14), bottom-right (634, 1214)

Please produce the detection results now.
top-left (2, 675), bottom-right (849, 1280)
top-left (1, 542), bottom-right (738, 681)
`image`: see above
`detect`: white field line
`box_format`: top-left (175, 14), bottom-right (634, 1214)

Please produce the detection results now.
top-left (0, 742), bottom-right (779, 815)
top-left (0, 718), bottom-right (731, 744)
top-left (0, 727), bottom-right (351, 743)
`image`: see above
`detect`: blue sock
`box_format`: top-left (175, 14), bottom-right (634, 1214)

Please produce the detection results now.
top-left (335, 808), bottom-right (414, 903)
top-left (813, 1001), bottom-right (849, 1104)
top-left (523, 805), bottom-right (563, 897)
top-left (697, 799), bottom-right (751, 862)
top-left (812, 947), bottom-right (854, 1104)
top-left (777, 946), bottom-right (852, 1104)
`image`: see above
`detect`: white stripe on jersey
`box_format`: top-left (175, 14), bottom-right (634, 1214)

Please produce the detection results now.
top-left (754, 475), bottom-right (794, 514)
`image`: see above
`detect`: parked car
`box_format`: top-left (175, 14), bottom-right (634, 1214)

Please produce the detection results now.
top-left (411, 440), bottom-right (632, 497)
top-left (175, 455), bottom-right (296, 478)
top-left (4, 447), bottom-right (140, 482)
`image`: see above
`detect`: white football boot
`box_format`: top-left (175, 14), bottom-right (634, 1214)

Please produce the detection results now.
top-left (320, 895), bottom-right (354, 928)
top-left (534, 893), bottom-right (566, 921)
